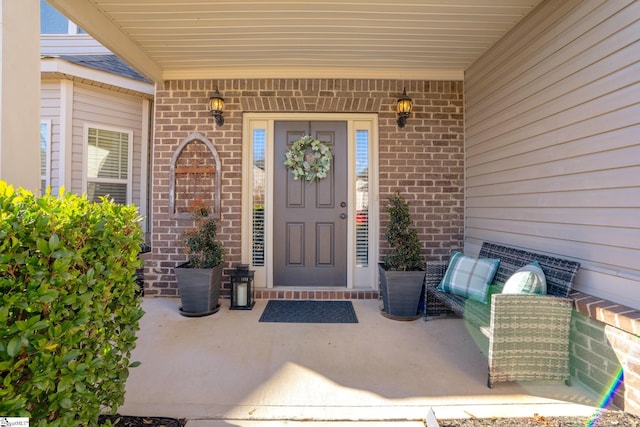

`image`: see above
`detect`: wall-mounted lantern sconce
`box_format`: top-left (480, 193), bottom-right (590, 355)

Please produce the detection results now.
top-left (396, 88), bottom-right (413, 128)
top-left (209, 89), bottom-right (225, 126)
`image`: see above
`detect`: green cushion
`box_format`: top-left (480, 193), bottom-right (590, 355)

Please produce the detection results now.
top-left (502, 261), bottom-right (547, 295)
top-left (437, 251), bottom-right (501, 303)
top-left (464, 284), bottom-right (502, 327)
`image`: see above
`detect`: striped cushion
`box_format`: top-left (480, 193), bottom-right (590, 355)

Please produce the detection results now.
top-left (437, 251), bottom-right (500, 303)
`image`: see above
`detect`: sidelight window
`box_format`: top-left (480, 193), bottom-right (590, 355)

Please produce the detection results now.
top-left (252, 129), bottom-right (266, 266)
top-left (355, 130), bottom-right (369, 267)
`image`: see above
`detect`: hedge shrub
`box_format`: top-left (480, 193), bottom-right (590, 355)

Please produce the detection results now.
top-left (0, 181), bottom-right (145, 426)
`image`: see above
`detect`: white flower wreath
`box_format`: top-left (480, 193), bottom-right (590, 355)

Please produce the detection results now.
top-left (284, 135), bottom-right (333, 181)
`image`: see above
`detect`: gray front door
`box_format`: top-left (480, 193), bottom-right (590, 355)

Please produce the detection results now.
top-left (274, 121), bottom-right (348, 286)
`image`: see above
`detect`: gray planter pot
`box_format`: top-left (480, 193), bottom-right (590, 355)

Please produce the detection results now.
top-left (378, 263), bottom-right (425, 320)
top-left (174, 262), bottom-right (223, 317)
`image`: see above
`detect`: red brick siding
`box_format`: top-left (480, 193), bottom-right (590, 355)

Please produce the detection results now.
top-left (572, 291), bottom-right (640, 415)
top-left (144, 79), bottom-right (464, 297)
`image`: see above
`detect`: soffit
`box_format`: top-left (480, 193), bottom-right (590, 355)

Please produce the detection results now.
top-left (47, 0), bottom-right (544, 83)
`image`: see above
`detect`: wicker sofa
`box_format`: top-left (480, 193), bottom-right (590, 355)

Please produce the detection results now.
top-left (425, 242), bottom-right (580, 388)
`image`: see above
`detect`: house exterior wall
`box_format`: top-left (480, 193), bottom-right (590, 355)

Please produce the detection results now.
top-left (144, 79), bottom-right (465, 297)
top-left (71, 83), bottom-right (146, 206)
top-left (41, 81), bottom-right (62, 191)
top-left (464, 0), bottom-right (640, 309)
top-left (40, 79), bottom-right (148, 209)
top-left (465, 0), bottom-right (640, 415)
top-left (41, 34), bottom-right (110, 56)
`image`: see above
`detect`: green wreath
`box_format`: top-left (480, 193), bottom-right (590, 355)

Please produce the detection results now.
top-left (284, 135), bottom-right (333, 181)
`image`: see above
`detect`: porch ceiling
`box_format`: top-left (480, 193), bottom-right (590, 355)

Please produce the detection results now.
top-left (47, 0), bottom-right (543, 83)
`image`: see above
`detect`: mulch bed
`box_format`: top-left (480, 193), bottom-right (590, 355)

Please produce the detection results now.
top-left (98, 415), bottom-right (186, 426)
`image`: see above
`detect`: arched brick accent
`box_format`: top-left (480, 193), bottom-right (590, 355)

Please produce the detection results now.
top-left (169, 132), bottom-right (221, 219)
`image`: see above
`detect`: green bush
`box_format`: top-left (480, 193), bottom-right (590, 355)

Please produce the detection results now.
top-left (382, 192), bottom-right (425, 271)
top-left (183, 205), bottom-right (224, 269)
top-left (0, 181), bottom-right (145, 426)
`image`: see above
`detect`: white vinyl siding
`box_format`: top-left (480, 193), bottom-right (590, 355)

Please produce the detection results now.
top-left (40, 82), bottom-right (62, 193)
top-left (464, 0), bottom-right (640, 307)
top-left (73, 83), bottom-right (145, 207)
top-left (40, 35), bottom-right (110, 56)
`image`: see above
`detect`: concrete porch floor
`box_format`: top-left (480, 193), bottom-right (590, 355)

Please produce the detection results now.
top-left (119, 298), bottom-right (608, 426)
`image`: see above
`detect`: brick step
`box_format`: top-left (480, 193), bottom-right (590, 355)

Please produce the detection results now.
top-left (254, 289), bottom-right (380, 300)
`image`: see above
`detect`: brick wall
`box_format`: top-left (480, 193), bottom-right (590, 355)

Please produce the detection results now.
top-left (571, 311), bottom-right (625, 409)
top-left (572, 291), bottom-right (640, 416)
top-left (144, 78), bottom-right (464, 297)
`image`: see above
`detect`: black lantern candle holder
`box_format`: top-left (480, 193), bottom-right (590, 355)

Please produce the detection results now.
top-left (230, 264), bottom-right (255, 310)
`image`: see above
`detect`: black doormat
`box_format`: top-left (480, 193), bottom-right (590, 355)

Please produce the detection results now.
top-left (259, 300), bottom-right (358, 323)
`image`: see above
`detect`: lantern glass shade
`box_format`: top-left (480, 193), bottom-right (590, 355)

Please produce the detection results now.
top-left (209, 92), bottom-right (224, 113)
top-left (209, 89), bottom-right (225, 126)
top-left (396, 90), bottom-right (412, 114)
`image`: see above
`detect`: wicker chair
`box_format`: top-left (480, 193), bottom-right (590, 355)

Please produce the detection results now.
top-left (425, 242), bottom-right (580, 388)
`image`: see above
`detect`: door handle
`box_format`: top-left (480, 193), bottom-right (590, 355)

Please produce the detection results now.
top-left (339, 213), bottom-right (347, 219)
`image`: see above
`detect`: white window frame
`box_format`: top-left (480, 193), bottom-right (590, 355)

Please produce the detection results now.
top-left (68, 21), bottom-right (81, 35)
top-left (40, 120), bottom-right (52, 194)
top-left (83, 123), bottom-right (133, 204)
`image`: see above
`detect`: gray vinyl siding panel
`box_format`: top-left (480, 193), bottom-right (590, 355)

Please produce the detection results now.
top-left (464, 0), bottom-right (640, 307)
top-left (40, 81), bottom-right (62, 193)
top-left (71, 83), bottom-right (145, 207)
top-left (41, 35), bottom-right (111, 56)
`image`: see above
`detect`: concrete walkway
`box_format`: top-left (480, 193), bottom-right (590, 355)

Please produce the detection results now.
top-left (119, 298), bottom-right (607, 426)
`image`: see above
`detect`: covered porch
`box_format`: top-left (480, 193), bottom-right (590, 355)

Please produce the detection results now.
top-left (122, 298), bottom-right (605, 425)
top-left (0, 0), bottom-right (637, 422)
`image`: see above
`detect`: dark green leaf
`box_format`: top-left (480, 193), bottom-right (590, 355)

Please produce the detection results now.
top-left (59, 397), bottom-right (73, 409)
top-left (62, 349), bottom-right (81, 362)
top-left (7, 337), bottom-right (21, 357)
top-left (36, 238), bottom-right (50, 256)
top-left (48, 233), bottom-right (60, 251)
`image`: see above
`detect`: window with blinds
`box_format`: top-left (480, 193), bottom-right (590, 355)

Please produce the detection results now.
top-left (40, 121), bottom-right (51, 195)
top-left (355, 130), bottom-right (369, 267)
top-left (87, 127), bottom-right (130, 204)
top-left (252, 129), bottom-right (266, 266)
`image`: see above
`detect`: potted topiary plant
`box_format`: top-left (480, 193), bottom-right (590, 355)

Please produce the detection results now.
top-left (378, 192), bottom-right (426, 320)
top-left (174, 200), bottom-right (225, 317)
